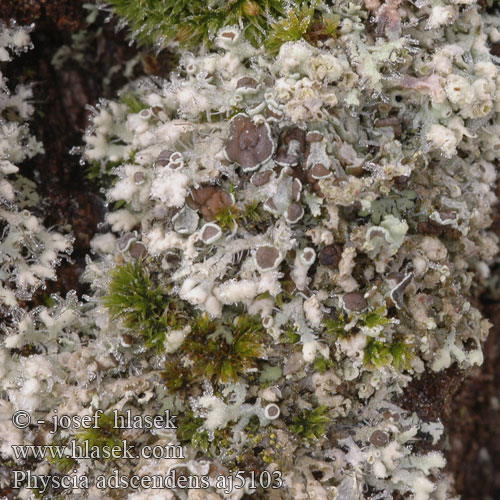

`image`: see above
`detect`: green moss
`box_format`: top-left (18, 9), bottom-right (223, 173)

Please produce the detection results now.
top-left (266, 3), bottom-right (339, 53)
top-left (244, 415), bottom-right (261, 435)
top-left (242, 200), bottom-right (263, 223)
top-left (324, 307), bottom-right (391, 340)
top-left (279, 321), bottom-right (301, 343)
top-left (189, 313), bottom-right (265, 382)
top-left (48, 445), bottom-right (77, 474)
top-left (162, 359), bottom-right (193, 393)
top-left (119, 91), bottom-right (149, 113)
top-left (313, 353), bottom-right (334, 374)
top-left (324, 310), bottom-right (348, 338)
top-left (266, 4), bottom-right (313, 53)
top-left (106, 0), bottom-right (292, 50)
top-left (105, 0), bottom-right (339, 52)
top-left (76, 412), bottom-right (125, 460)
top-left (177, 411), bottom-right (230, 457)
top-left (363, 338), bottom-right (391, 368)
top-left (86, 159), bottom-right (121, 188)
top-left (238, 200), bottom-right (274, 234)
top-left (363, 338), bottom-right (414, 371)
top-left (214, 205), bottom-right (240, 231)
top-left (103, 261), bottom-right (189, 350)
top-left (291, 406), bottom-right (330, 443)
top-left (275, 286), bottom-right (295, 307)
top-left (86, 150), bottom-right (137, 193)
top-left (362, 307), bottom-right (392, 328)
top-left (389, 341), bottom-right (414, 371)
top-left (255, 284), bottom-right (294, 307)
top-left (163, 312), bottom-right (267, 389)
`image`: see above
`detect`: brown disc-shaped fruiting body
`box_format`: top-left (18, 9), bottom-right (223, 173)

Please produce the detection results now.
top-left (225, 114), bottom-right (274, 171)
top-left (342, 291), bottom-right (367, 312)
top-left (251, 170), bottom-right (272, 186)
top-left (286, 202), bottom-right (304, 224)
top-left (275, 127), bottom-right (306, 167)
top-left (319, 244), bottom-right (343, 268)
top-left (129, 242), bottom-right (147, 259)
top-left (256, 245), bottom-right (281, 271)
top-left (236, 77), bottom-right (259, 90)
top-left (370, 430), bottom-right (389, 447)
top-left (201, 223), bottom-right (222, 244)
top-left (187, 186), bottom-right (234, 221)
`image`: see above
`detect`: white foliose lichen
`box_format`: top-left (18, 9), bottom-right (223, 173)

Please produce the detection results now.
top-left (0, 22), bottom-right (75, 473)
top-left (0, 23), bottom-right (73, 313)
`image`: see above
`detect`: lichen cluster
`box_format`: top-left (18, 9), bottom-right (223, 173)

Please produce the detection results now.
top-left (0, 21), bottom-right (75, 484)
top-left (1, 1), bottom-right (500, 500)
top-left (0, 22), bottom-right (72, 325)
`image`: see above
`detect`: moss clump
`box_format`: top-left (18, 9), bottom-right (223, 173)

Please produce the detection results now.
top-left (163, 312), bottom-right (267, 388)
top-left (313, 353), bottom-right (334, 374)
top-left (119, 91), bottom-right (150, 113)
top-left (280, 322), bottom-right (301, 344)
top-left (47, 444), bottom-right (77, 474)
top-left (363, 338), bottom-right (414, 371)
top-left (390, 341), bottom-right (414, 371)
top-left (291, 406), bottom-right (330, 443)
top-left (177, 411), bottom-right (230, 457)
top-left (324, 307), bottom-right (391, 340)
top-left (76, 412), bottom-right (125, 460)
top-left (105, 0), bottom-right (291, 50)
top-left (214, 205), bottom-right (240, 232)
top-left (266, 4), bottom-right (339, 53)
top-left (363, 338), bottom-right (392, 368)
top-left (104, 0), bottom-right (340, 52)
top-left (103, 261), bottom-right (189, 350)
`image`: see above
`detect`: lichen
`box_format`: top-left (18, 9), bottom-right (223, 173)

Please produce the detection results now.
top-left (74, 3), bottom-right (500, 496)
